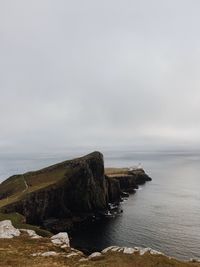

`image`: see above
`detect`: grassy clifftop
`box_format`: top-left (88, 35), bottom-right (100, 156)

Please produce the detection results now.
top-left (0, 152), bottom-right (109, 228)
top-left (0, 151), bottom-right (104, 209)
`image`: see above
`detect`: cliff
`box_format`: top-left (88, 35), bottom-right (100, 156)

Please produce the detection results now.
top-left (0, 152), bottom-right (108, 225)
top-left (106, 168), bottom-right (151, 202)
top-left (0, 151), bottom-right (151, 230)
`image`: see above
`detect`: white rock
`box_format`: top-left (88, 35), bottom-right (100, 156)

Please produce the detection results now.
top-left (111, 246), bottom-right (121, 252)
top-left (79, 258), bottom-right (88, 262)
top-left (20, 229), bottom-right (42, 239)
top-left (0, 220), bottom-right (20, 239)
top-left (70, 248), bottom-right (84, 256)
top-left (88, 252), bottom-right (102, 259)
top-left (190, 258), bottom-right (200, 263)
top-left (149, 249), bottom-right (163, 255)
top-left (41, 251), bottom-right (59, 257)
top-left (65, 252), bottom-right (80, 258)
top-left (137, 247), bottom-right (163, 256)
top-left (123, 247), bottom-right (136, 254)
top-left (102, 246), bottom-right (117, 253)
top-left (139, 248), bottom-right (151, 255)
top-left (51, 232), bottom-right (70, 247)
top-left (31, 253), bottom-right (41, 257)
top-left (61, 244), bottom-right (68, 249)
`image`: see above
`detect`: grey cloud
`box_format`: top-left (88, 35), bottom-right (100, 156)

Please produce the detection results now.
top-left (0, 0), bottom-right (200, 153)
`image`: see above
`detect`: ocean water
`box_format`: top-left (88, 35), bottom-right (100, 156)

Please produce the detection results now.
top-left (0, 150), bottom-right (200, 260)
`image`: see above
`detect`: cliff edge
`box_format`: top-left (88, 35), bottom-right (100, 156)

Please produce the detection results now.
top-left (0, 151), bottom-right (151, 230)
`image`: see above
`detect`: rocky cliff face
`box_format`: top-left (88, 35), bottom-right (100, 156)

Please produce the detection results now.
top-left (1, 152), bottom-right (151, 231)
top-left (106, 176), bottom-right (121, 203)
top-left (106, 169), bottom-right (151, 202)
top-left (2, 152), bottom-right (108, 225)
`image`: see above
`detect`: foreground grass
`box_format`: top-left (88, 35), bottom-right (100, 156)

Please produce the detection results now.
top-left (0, 213), bottom-right (51, 237)
top-left (0, 235), bottom-right (199, 267)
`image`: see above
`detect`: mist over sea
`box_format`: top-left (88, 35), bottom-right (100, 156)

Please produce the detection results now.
top-left (1, 149), bottom-right (200, 260)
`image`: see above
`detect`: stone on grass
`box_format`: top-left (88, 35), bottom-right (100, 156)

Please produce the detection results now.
top-left (0, 220), bottom-right (20, 239)
top-left (41, 251), bottom-right (59, 257)
top-left (66, 252), bottom-right (79, 258)
top-left (149, 249), bottom-right (163, 255)
top-left (79, 258), bottom-right (88, 262)
top-left (111, 246), bottom-right (121, 252)
top-left (31, 253), bottom-right (41, 257)
top-left (139, 247), bottom-right (151, 255)
top-left (137, 247), bottom-right (163, 256)
top-left (102, 246), bottom-right (117, 253)
top-left (88, 252), bottom-right (103, 260)
top-left (123, 247), bottom-right (136, 254)
top-left (20, 229), bottom-right (42, 239)
top-left (61, 244), bottom-right (68, 249)
top-left (31, 251), bottom-right (59, 257)
top-left (51, 232), bottom-right (70, 247)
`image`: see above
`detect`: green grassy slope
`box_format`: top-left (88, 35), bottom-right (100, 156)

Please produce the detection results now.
top-left (0, 159), bottom-right (76, 208)
top-left (0, 212), bottom-right (51, 237)
top-left (0, 152), bottom-right (102, 209)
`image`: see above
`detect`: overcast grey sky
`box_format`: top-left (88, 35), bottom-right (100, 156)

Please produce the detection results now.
top-left (1, 0), bottom-right (200, 153)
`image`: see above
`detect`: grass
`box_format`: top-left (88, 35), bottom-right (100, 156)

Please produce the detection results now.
top-left (0, 193), bottom-right (21, 208)
top-left (0, 236), bottom-right (199, 267)
top-left (0, 156), bottom-right (136, 210)
top-left (0, 212), bottom-right (52, 237)
top-left (0, 162), bottom-right (68, 209)
top-left (0, 165), bottom-right (145, 210)
top-left (105, 168), bottom-right (130, 175)
top-left (0, 235), bottom-right (75, 267)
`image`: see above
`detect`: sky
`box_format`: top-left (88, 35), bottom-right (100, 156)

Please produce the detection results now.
top-left (1, 0), bottom-right (200, 153)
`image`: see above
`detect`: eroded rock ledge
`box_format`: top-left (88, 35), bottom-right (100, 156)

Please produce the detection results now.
top-left (106, 167), bottom-right (151, 203)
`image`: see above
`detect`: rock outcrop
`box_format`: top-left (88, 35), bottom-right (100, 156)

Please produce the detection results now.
top-left (106, 168), bottom-right (152, 203)
top-left (106, 176), bottom-right (122, 203)
top-left (101, 246), bottom-right (163, 256)
top-left (20, 229), bottom-right (42, 239)
top-left (0, 151), bottom-right (151, 231)
top-left (51, 232), bottom-right (70, 247)
top-left (2, 152), bottom-right (108, 226)
top-left (0, 220), bottom-right (42, 239)
top-left (0, 220), bottom-right (20, 238)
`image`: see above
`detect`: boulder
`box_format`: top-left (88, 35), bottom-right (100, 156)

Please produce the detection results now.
top-left (41, 251), bottom-right (59, 257)
top-left (88, 252), bottom-right (104, 260)
top-left (0, 220), bottom-right (20, 239)
top-left (102, 246), bottom-right (119, 253)
top-left (123, 247), bottom-right (137, 254)
top-left (79, 257), bottom-right (88, 262)
top-left (20, 229), bottom-right (42, 239)
top-left (51, 232), bottom-right (70, 247)
top-left (31, 251), bottom-right (59, 257)
top-left (65, 252), bottom-right (80, 258)
top-left (3, 152), bottom-right (109, 226)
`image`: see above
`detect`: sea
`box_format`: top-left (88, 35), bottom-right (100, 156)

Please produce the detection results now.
top-left (0, 149), bottom-right (200, 260)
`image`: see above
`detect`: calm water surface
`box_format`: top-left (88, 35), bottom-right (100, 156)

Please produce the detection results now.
top-left (0, 150), bottom-right (200, 260)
